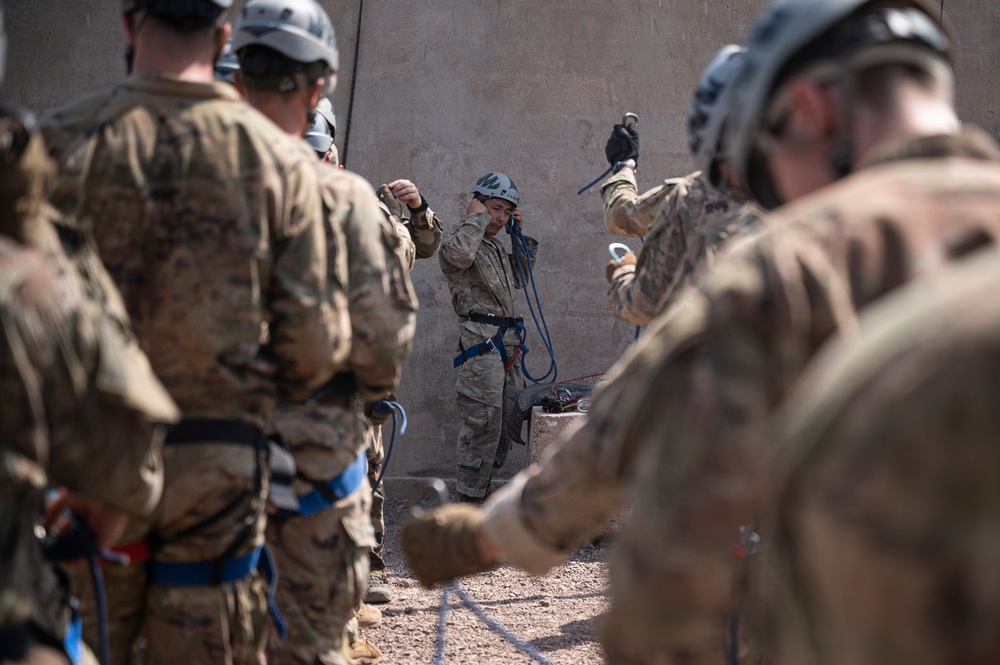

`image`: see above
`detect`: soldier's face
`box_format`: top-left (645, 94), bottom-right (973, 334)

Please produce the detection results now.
top-left (484, 198), bottom-right (514, 237)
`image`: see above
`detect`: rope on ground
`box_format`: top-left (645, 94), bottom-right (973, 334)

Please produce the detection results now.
top-left (433, 580), bottom-right (557, 665)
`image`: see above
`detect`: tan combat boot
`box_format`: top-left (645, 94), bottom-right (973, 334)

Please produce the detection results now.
top-left (355, 602), bottom-right (382, 627)
top-left (349, 638), bottom-right (382, 665)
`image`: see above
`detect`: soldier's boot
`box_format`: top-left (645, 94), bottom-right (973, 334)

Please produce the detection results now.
top-left (355, 603), bottom-right (382, 628)
top-left (365, 570), bottom-right (392, 604)
top-left (349, 639), bottom-right (382, 665)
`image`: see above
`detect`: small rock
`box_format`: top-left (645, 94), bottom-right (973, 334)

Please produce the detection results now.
top-left (539, 599), bottom-right (551, 607)
top-left (404, 607), bottom-right (415, 614)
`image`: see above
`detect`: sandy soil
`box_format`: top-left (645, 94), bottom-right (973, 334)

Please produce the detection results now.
top-left (361, 496), bottom-right (612, 664)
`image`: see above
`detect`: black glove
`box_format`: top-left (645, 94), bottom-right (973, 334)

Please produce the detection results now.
top-left (605, 123), bottom-right (639, 165)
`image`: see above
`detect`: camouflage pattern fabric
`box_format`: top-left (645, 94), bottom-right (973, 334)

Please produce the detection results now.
top-left (760, 249), bottom-right (1000, 665)
top-left (440, 212), bottom-right (535, 497)
top-left (265, 402), bottom-right (376, 665)
top-left (376, 185), bottom-right (443, 270)
top-left (479, 128), bottom-right (1000, 664)
top-left (607, 171), bottom-right (758, 325)
top-left (42, 75), bottom-right (349, 665)
top-left (366, 425), bottom-right (387, 578)
top-left (600, 168), bottom-right (686, 238)
top-left (263, 164), bottom-right (415, 665)
top-left (0, 116), bottom-right (173, 663)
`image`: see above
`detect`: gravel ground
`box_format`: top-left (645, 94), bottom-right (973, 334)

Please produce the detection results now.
top-left (361, 496), bottom-right (613, 664)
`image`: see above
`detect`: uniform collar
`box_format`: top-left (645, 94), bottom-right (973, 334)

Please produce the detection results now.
top-left (860, 125), bottom-right (1000, 170)
top-left (120, 74), bottom-right (243, 102)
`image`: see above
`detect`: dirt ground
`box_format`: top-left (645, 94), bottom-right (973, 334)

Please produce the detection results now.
top-left (361, 496), bottom-right (612, 664)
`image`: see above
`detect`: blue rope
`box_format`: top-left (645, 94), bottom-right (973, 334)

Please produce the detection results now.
top-left (373, 401), bottom-right (407, 486)
top-left (431, 582), bottom-right (555, 665)
top-left (507, 224), bottom-right (557, 384)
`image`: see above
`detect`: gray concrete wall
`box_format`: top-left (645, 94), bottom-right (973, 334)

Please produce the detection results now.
top-left (5, 0), bottom-right (999, 484)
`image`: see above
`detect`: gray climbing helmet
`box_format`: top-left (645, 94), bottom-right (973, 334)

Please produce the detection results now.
top-left (313, 97), bottom-right (336, 137)
top-left (686, 44), bottom-right (746, 189)
top-left (726, 0), bottom-right (950, 209)
top-left (214, 39), bottom-right (240, 83)
top-left (231, 0), bottom-right (338, 72)
top-left (305, 110), bottom-right (333, 155)
top-left (472, 172), bottom-right (519, 208)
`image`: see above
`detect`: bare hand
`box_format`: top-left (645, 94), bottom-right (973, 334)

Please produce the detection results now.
top-left (511, 208), bottom-right (522, 228)
top-left (467, 198), bottom-right (487, 216)
top-left (43, 489), bottom-right (128, 551)
top-left (388, 179), bottom-right (422, 209)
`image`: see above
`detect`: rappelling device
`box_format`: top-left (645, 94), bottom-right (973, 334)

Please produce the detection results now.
top-left (577, 112), bottom-right (638, 195)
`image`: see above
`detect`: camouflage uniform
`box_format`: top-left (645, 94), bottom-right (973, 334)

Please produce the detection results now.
top-left (440, 213), bottom-right (537, 498)
top-left (600, 168), bottom-right (684, 237)
top-left (367, 188), bottom-right (441, 583)
top-left (760, 249), bottom-right (1000, 665)
top-left (478, 129), bottom-right (1000, 663)
top-left (0, 114), bottom-right (175, 665)
top-left (265, 166), bottom-right (418, 665)
top-left (42, 75), bottom-right (348, 665)
top-left (607, 171), bottom-right (759, 325)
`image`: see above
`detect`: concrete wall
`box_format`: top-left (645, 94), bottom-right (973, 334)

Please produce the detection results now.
top-left (6, 0), bottom-right (999, 484)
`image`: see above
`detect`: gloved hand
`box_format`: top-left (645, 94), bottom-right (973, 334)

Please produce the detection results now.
top-left (605, 123), bottom-right (639, 165)
top-left (606, 251), bottom-right (637, 283)
top-left (377, 184), bottom-right (404, 218)
top-left (401, 503), bottom-right (496, 588)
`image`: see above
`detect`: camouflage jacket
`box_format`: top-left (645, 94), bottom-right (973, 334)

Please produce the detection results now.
top-left (481, 128), bottom-right (1000, 663)
top-left (42, 75), bottom-right (350, 427)
top-left (375, 186), bottom-right (443, 270)
top-left (761, 249), bottom-right (1000, 665)
top-left (607, 171), bottom-right (759, 325)
top-left (439, 212), bottom-right (537, 342)
top-left (600, 168), bottom-right (686, 237)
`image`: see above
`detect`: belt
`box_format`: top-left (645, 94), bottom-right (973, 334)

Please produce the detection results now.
top-left (305, 371), bottom-right (357, 403)
top-left (164, 418), bottom-right (263, 447)
top-left (454, 316), bottom-right (526, 368)
top-left (467, 313), bottom-right (523, 327)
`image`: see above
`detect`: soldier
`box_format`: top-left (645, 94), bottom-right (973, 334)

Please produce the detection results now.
top-left (600, 118), bottom-right (683, 238)
top-left (0, 93), bottom-right (176, 664)
top-left (41, 1), bottom-right (349, 664)
top-left (439, 172), bottom-right (537, 503)
top-left (231, 1), bottom-right (417, 663)
top-left (365, 181), bottom-right (442, 606)
top-left (306, 97), bottom-right (338, 164)
top-left (606, 45), bottom-right (761, 325)
top-left (760, 249), bottom-right (1000, 665)
top-left (404, 0), bottom-right (1000, 661)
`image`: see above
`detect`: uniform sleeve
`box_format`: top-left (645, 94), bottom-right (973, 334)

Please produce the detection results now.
top-left (406, 205), bottom-right (443, 260)
top-left (607, 199), bottom-right (688, 325)
top-left (480, 290), bottom-right (713, 576)
top-left (439, 213), bottom-right (491, 273)
top-left (268, 159), bottom-right (349, 400)
top-left (601, 170), bottom-right (680, 237)
top-left (341, 178), bottom-right (417, 403)
top-left (0, 250), bottom-right (176, 518)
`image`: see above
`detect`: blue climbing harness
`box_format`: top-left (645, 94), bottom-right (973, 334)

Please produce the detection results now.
top-left (452, 313), bottom-right (525, 368)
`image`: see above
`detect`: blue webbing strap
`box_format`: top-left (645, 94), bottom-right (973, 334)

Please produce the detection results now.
top-left (294, 452), bottom-right (368, 518)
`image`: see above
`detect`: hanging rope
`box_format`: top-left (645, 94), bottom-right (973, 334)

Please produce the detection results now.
top-left (340, 0), bottom-right (366, 167)
top-left (508, 223), bottom-right (558, 384)
top-left (373, 400), bottom-right (408, 486)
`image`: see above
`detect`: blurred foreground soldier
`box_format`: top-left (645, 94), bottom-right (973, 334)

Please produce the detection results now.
top-left (365, 180), bottom-right (441, 606)
top-left (41, 0), bottom-right (348, 663)
top-left (439, 172), bottom-right (536, 502)
top-left (405, 1), bottom-right (1000, 661)
top-left (234, 1), bottom-right (417, 662)
top-left (761, 250), bottom-right (1000, 665)
top-left (606, 46), bottom-right (761, 325)
top-left (600, 116), bottom-right (684, 237)
top-left (0, 102), bottom-right (176, 663)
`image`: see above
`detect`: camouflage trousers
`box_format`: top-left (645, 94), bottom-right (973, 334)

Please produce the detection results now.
top-left (366, 426), bottom-right (386, 579)
top-left (265, 402), bottom-right (376, 665)
top-left (454, 329), bottom-right (524, 498)
top-left (66, 442), bottom-right (269, 665)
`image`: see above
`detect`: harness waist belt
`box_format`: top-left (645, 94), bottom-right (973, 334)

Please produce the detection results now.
top-left (164, 418), bottom-right (263, 446)
top-left (148, 547), bottom-right (262, 586)
top-left (454, 316), bottom-right (526, 368)
top-left (306, 371), bottom-right (357, 402)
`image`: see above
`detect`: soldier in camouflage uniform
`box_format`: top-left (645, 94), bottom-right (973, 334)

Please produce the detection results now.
top-left (600, 121), bottom-right (683, 238)
top-left (232, 2), bottom-right (417, 662)
top-left (606, 46), bottom-right (760, 326)
top-left (357, 180), bottom-right (441, 607)
top-left (41, 1), bottom-right (349, 664)
top-left (0, 98), bottom-right (176, 664)
top-left (439, 172), bottom-right (536, 502)
top-left (403, 1), bottom-right (1000, 662)
top-left (759, 248), bottom-right (1000, 665)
